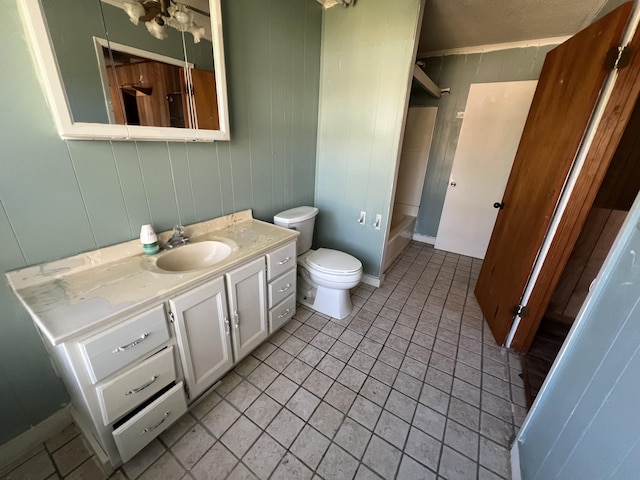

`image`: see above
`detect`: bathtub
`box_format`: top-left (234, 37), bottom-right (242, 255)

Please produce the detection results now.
top-left (383, 213), bottom-right (416, 272)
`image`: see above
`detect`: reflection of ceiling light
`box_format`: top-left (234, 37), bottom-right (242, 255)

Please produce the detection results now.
top-left (122, 0), bottom-right (207, 43)
top-left (315, 0), bottom-right (356, 7)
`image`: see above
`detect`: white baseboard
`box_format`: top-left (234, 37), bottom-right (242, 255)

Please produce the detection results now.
top-left (361, 274), bottom-right (382, 288)
top-left (0, 405), bottom-right (72, 471)
top-left (412, 233), bottom-right (436, 245)
top-left (510, 439), bottom-right (522, 480)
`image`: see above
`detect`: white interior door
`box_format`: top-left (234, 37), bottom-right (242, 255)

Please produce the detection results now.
top-left (435, 81), bottom-right (537, 259)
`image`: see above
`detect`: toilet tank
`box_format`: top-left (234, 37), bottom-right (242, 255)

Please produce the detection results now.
top-left (274, 206), bottom-right (319, 255)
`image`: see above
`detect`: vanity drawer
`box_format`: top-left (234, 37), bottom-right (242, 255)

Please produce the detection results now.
top-left (113, 382), bottom-right (187, 463)
top-left (266, 242), bottom-right (296, 281)
top-left (80, 305), bottom-right (170, 383)
top-left (268, 268), bottom-right (296, 307)
top-left (269, 294), bottom-right (296, 332)
top-left (96, 347), bottom-right (176, 425)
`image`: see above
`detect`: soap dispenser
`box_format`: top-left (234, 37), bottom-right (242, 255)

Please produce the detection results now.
top-left (140, 224), bottom-right (159, 255)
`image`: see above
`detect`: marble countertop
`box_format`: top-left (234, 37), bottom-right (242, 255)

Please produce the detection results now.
top-left (6, 210), bottom-right (298, 346)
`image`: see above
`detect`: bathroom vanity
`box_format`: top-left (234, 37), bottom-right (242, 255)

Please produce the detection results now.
top-left (6, 210), bottom-right (298, 468)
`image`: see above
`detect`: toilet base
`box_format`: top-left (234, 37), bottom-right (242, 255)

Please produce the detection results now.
top-left (297, 269), bottom-right (355, 319)
top-left (313, 285), bottom-right (354, 319)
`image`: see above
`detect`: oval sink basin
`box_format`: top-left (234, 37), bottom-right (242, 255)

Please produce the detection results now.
top-left (156, 241), bottom-right (232, 272)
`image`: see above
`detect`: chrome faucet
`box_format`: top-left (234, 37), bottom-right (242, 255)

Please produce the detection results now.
top-left (164, 225), bottom-right (189, 249)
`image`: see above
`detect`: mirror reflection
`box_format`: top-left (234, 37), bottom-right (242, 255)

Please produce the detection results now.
top-left (40, 0), bottom-right (221, 131)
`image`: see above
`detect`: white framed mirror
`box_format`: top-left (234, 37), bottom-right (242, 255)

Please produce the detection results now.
top-left (18, 0), bottom-right (230, 142)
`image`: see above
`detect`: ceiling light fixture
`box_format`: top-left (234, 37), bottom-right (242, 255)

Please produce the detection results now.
top-left (122, 0), bottom-right (207, 43)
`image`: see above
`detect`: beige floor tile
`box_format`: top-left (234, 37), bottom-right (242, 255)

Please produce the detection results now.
top-left (122, 439), bottom-right (166, 479)
top-left (65, 456), bottom-right (108, 480)
top-left (51, 436), bottom-right (91, 477)
top-left (137, 452), bottom-right (185, 480)
top-left (2, 449), bottom-right (55, 480)
top-left (241, 433), bottom-right (285, 479)
top-left (44, 424), bottom-right (80, 453)
top-left (170, 424), bottom-right (215, 470)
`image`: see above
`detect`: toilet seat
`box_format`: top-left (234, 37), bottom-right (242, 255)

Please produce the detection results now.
top-left (305, 248), bottom-right (362, 275)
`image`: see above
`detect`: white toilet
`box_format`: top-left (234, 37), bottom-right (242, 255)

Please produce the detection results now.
top-left (274, 206), bottom-right (363, 319)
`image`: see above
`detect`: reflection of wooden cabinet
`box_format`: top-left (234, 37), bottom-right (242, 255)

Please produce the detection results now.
top-left (106, 60), bottom-right (182, 127)
top-left (105, 58), bottom-right (220, 130)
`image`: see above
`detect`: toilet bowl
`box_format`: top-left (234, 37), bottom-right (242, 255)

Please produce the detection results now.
top-left (297, 249), bottom-right (363, 319)
top-left (274, 207), bottom-right (363, 319)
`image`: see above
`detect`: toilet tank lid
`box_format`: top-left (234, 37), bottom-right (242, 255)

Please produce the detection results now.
top-left (274, 206), bottom-right (319, 224)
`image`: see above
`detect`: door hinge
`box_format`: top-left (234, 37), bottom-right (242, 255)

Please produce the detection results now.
top-left (168, 311), bottom-right (175, 323)
top-left (605, 45), bottom-right (634, 70)
top-left (512, 304), bottom-right (529, 318)
top-left (184, 384), bottom-right (190, 396)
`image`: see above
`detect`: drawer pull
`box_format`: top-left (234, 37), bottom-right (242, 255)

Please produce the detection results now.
top-left (113, 333), bottom-right (151, 353)
top-left (277, 308), bottom-right (291, 319)
top-left (126, 375), bottom-right (160, 396)
top-left (141, 410), bottom-right (171, 434)
top-left (278, 283), bottom-right (292, 293)
top-left (277, 256), bottom-right (291, 265)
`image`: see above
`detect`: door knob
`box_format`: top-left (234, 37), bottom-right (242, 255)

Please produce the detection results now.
top-left (493, 201), bottom-right (505, 209)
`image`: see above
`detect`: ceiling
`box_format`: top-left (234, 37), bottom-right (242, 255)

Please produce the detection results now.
top-left (418, 0), bottom-right (611, 55)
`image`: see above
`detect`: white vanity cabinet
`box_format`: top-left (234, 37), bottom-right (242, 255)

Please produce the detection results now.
top-left (47, 305), bottom-right (186, 466)
top-left (170, 250), bottom-right (293, 403)
top-left (7, 211), bottom-right (301, 470)
top-left (169, 277), bottom-right (233, 400)
top-left (225, 257), bottom-right (268, 361)
top-left (266, 241), bottom-right (297, 331)
top-left (79, 305), bottom-right (170, 384)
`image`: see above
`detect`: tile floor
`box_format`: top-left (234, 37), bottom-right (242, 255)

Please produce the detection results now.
top-left (2, 242), bottom-right (527, 480)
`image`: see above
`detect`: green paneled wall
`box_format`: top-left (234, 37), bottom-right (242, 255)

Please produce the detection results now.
top-left (315, 0), bottom-right (422, 277)
top-left (0, 0), bottom-right (321, 446)
top-left (411, 45), bottom-right (558, 238)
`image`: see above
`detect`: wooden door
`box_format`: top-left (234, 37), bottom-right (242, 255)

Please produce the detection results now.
top-left (169, 277), bottom-right (233, 399)
top-left (181, 68), bottom-right (220, 130)
top-left (226, 257), bottom-right (268, 361)
top-left (435, 81), bottom-right (537, 259)
top-left (474, 4), bottom-right (633, 346)
top-left (191, 68), bottom-right (220, 130)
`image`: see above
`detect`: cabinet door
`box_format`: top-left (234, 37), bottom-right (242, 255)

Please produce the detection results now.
top-left (226, 257), bottom-right (268, 361)
top-left (169, 277), bottom-right (232, 400)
